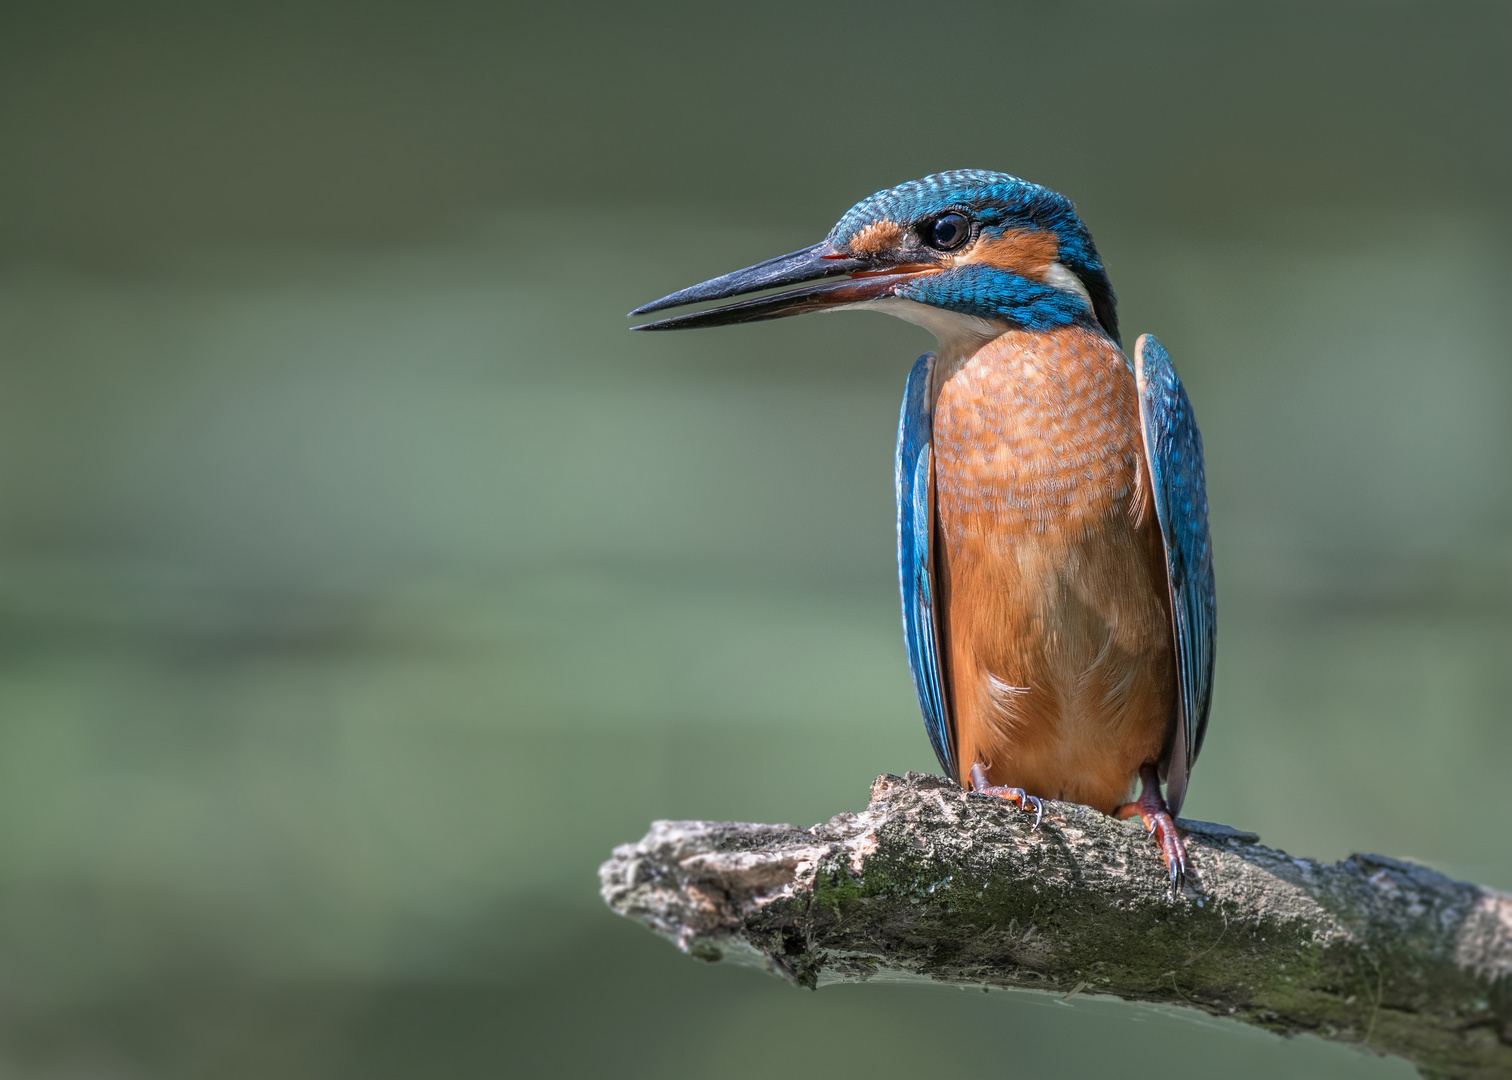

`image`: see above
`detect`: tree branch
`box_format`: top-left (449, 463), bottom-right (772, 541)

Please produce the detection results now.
top-left (600, 772), bottom-right (1512, 1080)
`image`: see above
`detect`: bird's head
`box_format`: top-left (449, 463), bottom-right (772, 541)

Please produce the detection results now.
top-left (630, 169), bottom-right (1119, 349)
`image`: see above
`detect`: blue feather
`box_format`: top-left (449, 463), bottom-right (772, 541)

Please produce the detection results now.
top-left (1134, 335), bottom-right (1216, 817)
top-left (896, 354), bottom-right (955, 781)
top-left (898, 265), bottom-right (1097, 334)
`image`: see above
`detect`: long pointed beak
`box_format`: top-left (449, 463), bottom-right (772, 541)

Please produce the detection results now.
top-left (627, 242), bottom-right (934, 331)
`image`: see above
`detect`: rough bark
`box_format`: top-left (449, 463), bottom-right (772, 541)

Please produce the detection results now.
top-left (600, 772), bottom-right (1512, 1080)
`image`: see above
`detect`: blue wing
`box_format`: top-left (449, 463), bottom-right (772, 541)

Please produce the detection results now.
top-left (896, 354), bottom-right (955, 782)
top-left (1134, 334), bottom-right (1216, 818)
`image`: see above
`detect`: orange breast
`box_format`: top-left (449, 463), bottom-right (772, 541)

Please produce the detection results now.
top-left (931, 326), bottom-right (1175, 813)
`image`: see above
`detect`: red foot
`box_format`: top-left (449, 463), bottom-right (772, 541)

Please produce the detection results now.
top-left (969, 763), bottom-right (1043, 827)
top-left (1116, 763), bottom-right (1189, 890)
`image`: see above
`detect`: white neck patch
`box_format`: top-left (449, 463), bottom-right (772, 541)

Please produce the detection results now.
top-left (1043, 262), bottom-right (1094, 312)
top-left (839, 295), bottom-right (1008, 360)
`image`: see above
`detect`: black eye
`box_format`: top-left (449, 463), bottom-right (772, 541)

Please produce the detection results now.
top-left (926, 213), bottom-right (970, 250)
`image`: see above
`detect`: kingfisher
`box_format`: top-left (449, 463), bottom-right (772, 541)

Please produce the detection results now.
top-left (630, 171), bottom-right (1214, 885)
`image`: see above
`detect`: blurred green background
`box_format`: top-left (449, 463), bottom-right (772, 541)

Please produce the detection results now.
top-left (0, 2), bottom-right (1508, 1077)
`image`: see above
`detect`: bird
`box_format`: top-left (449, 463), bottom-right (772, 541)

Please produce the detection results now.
top-left (628, 170), bottom-right (1214, 886)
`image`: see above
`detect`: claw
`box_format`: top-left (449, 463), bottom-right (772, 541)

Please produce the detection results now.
top-left (1150, 813), bottom-right (1185, 889)
top-left (969, 763), bottom-right (1045, 829)
top-left (1116, 762), bottom-right (1192, 895)
top-left (1027, 795), bottom-right (1043, 828)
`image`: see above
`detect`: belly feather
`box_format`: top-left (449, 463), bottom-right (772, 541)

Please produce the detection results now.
top-left (931, 326), bottom-right (1174, 813)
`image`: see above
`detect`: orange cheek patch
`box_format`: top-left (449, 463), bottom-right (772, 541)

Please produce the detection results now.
top-left (958, 229), bottom-right (1060, 280)
top-left (847, 219), bottom-right (903, 256)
